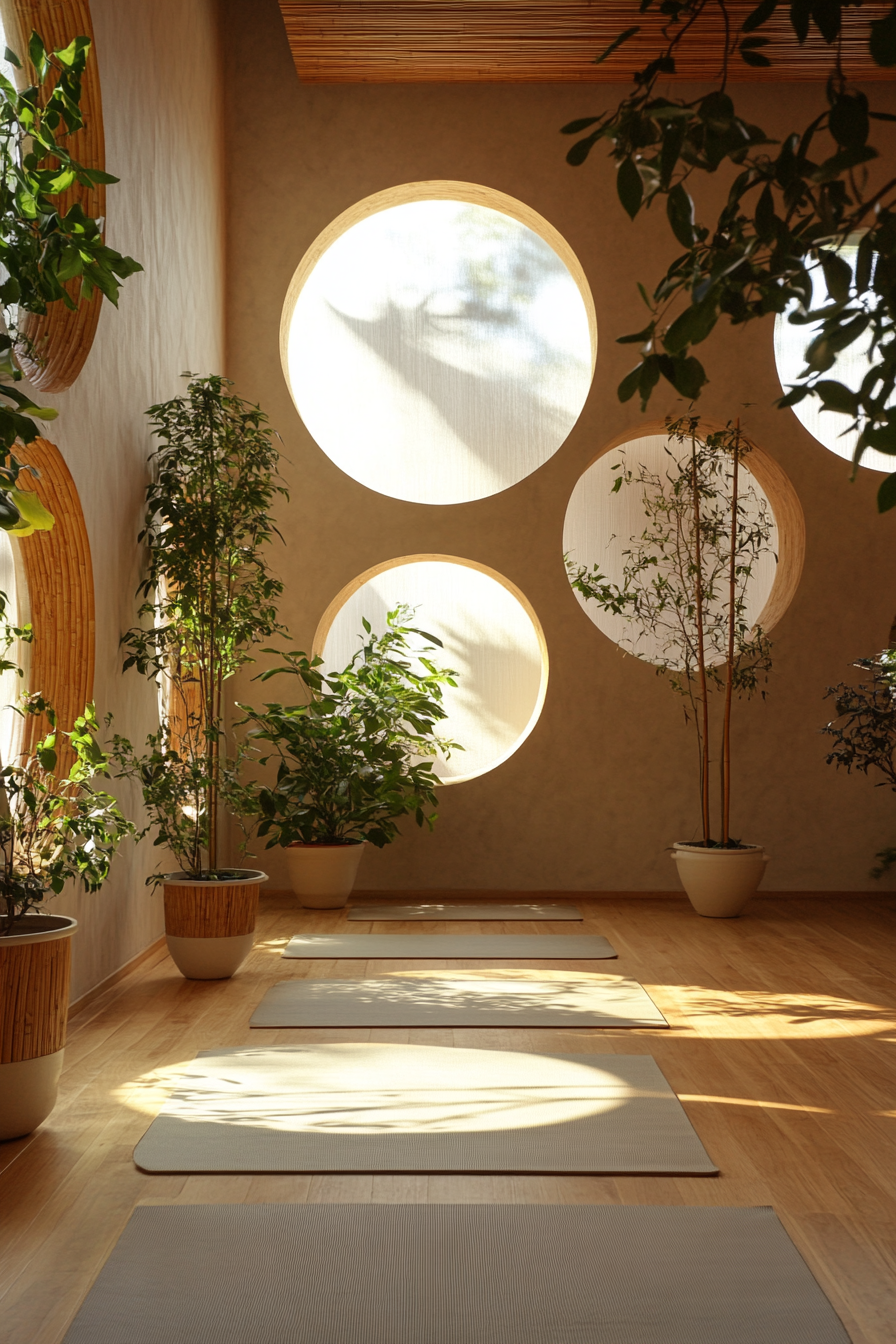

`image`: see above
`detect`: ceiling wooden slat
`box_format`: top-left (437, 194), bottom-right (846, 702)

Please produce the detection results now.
top-left (277, 2), bottom-right (894, 83)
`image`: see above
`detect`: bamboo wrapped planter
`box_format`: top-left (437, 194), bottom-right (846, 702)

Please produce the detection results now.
top-left (0, 914), bottom-right (77, 1141)
top-left (163, 872), bottom-right (267, 980)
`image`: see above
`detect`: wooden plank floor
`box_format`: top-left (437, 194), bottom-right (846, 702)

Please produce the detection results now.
top-left (1, 892), bottom-right (894, 1343)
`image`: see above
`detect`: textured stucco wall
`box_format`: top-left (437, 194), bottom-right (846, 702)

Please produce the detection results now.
top-left (21, 0), bottom-right (225, 1000)
top-left (220, 0), bottom-right (896, 896)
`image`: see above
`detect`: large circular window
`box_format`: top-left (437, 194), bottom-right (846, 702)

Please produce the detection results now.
top-left (774, 241), bottom-right (891, 472)
top-left (282, 183), bottom-right (596, 504)
top-left (563, 431), bottom-right (803, 664)
top-left (314, 557), bottom-right (548, 783)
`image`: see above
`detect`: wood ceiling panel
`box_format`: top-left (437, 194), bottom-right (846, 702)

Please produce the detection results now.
top-left (277, 2), bottom-right (893, 83)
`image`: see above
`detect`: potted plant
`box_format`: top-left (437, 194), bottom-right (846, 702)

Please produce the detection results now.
top-left (115, 375), bottom-right (286, 978)
top-left (239, 605), bottom-right (460, 908)
top-left (567, 414), bottom-right (774, 917)
top-left (822, 649), bottom-right (896, 878)
top-left (0, 694), bottom-right (135, 1139)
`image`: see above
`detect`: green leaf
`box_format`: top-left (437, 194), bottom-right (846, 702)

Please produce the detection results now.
top-left (813, 380), bottom-right (858, 415)
top-left (828, 91), bottom-right (869, 148)
top-left (864, 422), bottom-right (896, 453)
top-left (594, 25), bottom-right (640, 64)
top-left (616, 322), bottom-right (656, 345)
top-left (560, 116), bottom-right (601, 134)
top-left (878, 473), bottom-right (896, 513)
top-left (617, 156), bottom-right (643, 218)
top-left (870, 5), bottom-right (896, 65)
top-left (812, 144), bottom-right (877, 182)
top-left (742, 0), bottom-right (779, 33)
top-left (617, 363), bottom-right (643, 403)
top-left (3, 46), bottom-right (21, 69)
top-left (663, 297), bottom-right (718, 353)
top-left (667, 182), bottom-right (696, 247)
top-left (8, 488), bottom-right (54, 531)
top-left (566, 130), bottom-right (601, 166)
top-left (740, 48), bottom-right (772, 66)
top-left (819, 249), bottom-right (853, 303)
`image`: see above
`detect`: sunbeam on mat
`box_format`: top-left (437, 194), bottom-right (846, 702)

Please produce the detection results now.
top-left (133, 1044), bottom-right (717, 1175)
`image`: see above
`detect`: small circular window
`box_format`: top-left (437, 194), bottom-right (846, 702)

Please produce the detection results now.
top-left (314, 556), bottom-right (548, 783)
top-left (563, 432), bottom-right (803, 665)
top-left (774, 242), bottom-right (891, 472)
top-left (282, 184), bottom-right (595, 505)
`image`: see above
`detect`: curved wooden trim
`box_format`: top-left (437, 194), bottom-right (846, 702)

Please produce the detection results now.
top-left (15, 437), bottom-right (95, 762)
top-left (280, 179), bottom-right (598, 402)
top-left (579, 418), bottom-right (806, 639)
top-left (6, 0), bottom-right (106, 392)
top-left (312, 552), bottom-right (551, 787)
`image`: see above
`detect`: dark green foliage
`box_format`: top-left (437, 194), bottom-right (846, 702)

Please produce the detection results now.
top-left (0, 32), bottom-right (140, 524)
top-left (822, 650), bottom-right (896, 875)
top-left (0, 697), bottom-right (135, 933)
top-left (560, 1), bottom-right (896, 506)
top-left (239, 606), bottom-right (461, 849)
top-left (118, 375), bottom-right (287, 876)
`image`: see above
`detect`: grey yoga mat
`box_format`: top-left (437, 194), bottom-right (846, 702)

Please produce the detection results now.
top-left (63, 1203), bottom-right (850, 1344)
top-left (347, 902), bottom-right (582, 921)
top-left (249, 972), bottom-right (667, 1028)
top-left (133, 1045), bottom-right (714, 1175)
top-left (281, 933), bottom-right (616, 959)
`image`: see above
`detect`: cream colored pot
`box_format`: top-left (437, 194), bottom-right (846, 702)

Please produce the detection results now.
top-left (162, 870), bottom-right (267, 980)
top-left (0, 914), bottom-right (77, 1141)
top-left (671, 842), bottom-right (768, 918)
top-left (285, 841), bottom-right (366, 909)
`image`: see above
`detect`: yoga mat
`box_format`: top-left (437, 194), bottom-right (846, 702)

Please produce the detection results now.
top-left (249, 971), bottom-right (667, 1028)
top-left (348, 902), bottom-right (582, 921)
top-left (64, 1203), bottom-right (850, 1344)
top-left (133, 1045), bottom-right (714, 1174)
top-left (281, 933), bottom-right (616, 959)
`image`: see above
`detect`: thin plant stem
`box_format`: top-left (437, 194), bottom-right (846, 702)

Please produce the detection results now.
top-left (722, 419), bottom-right (740, 845)
top-left (691, 432), bottom-right (711, 843)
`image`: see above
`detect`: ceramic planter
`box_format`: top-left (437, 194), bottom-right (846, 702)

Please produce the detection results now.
top-left (671, 842), bottom-right (768, 918)
top-left (0, 914), bottom-right (77, 1141)
top-left (285, 841), bottom-right (366, 909)
top-left (162, 870), bottom-right (267, 980)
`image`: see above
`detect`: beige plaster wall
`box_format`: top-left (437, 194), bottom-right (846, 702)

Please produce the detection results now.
top-left (20, 0), bottom-right (225, 1000)
top-left (222, 0), bottom-right (896, 895)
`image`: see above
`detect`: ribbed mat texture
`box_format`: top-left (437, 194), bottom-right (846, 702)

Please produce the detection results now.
top-left (63, 1203), bottom-right (850, 1343)
top-left (250, 972), bottom-right (667, 1028)
top-left (347, 902), bottom-right (582, 920)
top-left (133, 1045), bottom-right (714, 1174)
top-left (281, 933), bottom-right (615, 959)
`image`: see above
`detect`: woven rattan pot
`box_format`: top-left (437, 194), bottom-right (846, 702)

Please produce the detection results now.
top-left (0, 914), bottom-right (77, 1140)
top-left (162, 870), bottom-right (267, 980)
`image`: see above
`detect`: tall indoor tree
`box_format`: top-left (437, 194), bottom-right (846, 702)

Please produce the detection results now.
top-left (560, 1), bottom-right (896, 509)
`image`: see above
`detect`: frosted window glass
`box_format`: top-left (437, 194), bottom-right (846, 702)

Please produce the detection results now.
top-left (318, 560), bottom-right (547, 783)
top-left (774, 245), bottom-right (891, 472)
top-left (286, 200), bottom-right (593, 504)
top-left (563, 435), bottom-right (778, 668)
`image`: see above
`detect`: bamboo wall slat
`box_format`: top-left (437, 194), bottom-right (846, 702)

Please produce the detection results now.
top-left (0, 932), bottom-right (71, 1063)
top-left (277, 2), bottom-right (893, 83)
top-left (163, 881), bottom-right (260, 939)
top-left (16, 437), bottom-right (95, 773)
top-left (8, 0), bottom-right (106, 390)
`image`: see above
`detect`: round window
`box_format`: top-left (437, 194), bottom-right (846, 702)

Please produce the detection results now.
top-left (314, 557), bottom-right (548, 782)
top-left (283, 185), bottom-right (595, 504)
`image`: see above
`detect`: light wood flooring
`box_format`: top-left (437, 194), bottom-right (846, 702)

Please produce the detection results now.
top-left (1, 892), bottom-right (894, 1343)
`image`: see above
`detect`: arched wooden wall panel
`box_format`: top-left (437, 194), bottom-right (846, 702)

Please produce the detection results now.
top-left (15, 437), bottom-right (94, 761)
top-left (4, 0), bottom-right (106, 391)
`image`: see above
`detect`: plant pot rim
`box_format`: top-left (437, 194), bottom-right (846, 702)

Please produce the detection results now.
top-left (0, 913), bottom-right (78, 946)
top-left (286, 839), bottom-right (366, 849)
top-left (673, 842), bottom-right (764, 854)
top-left (162, 869), bottom-right (269, 886)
